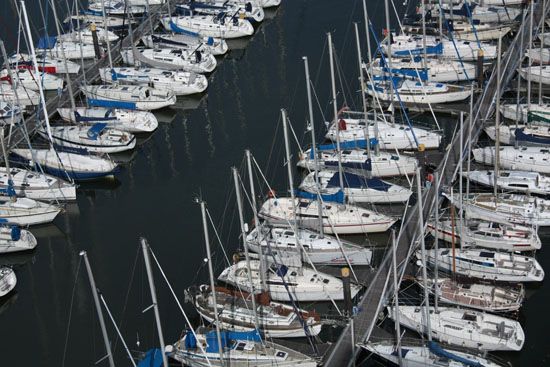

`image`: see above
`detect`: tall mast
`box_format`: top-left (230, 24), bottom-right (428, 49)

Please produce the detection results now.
top-left (100, 0), bottom-right (114, 70)
top-left (303, 56), bottom-right (324, 237)
top-left (282, 108), bottom-right (302, 234)
top-left (245, 150), bottom-right (268, 289)
top-left (494, 34), bottom-right (502, 201)
top-left (79, 251), bottom-right (115, 367)
top-left (391, 229), bottom-right (403, 366)
top-left (527, 0), bottom-right (534, 112)
top-left (384, 0), bottom-right (395, 120)
top-left (362, 0), bottom-right (378, 135)
top-left (421, 0), bottom-right (427, 71)
top-left (433, 171), bottom-right (439, 313)
top-left (327, 32), bottom-right (344, 192)
top-left (199, 201), bottom-right (225, 364)
top-left (232, 167), bottom-right (261, 330)
top-left (140, 238), bottom-right (169, 367)
top-left (539, 0), bottom-right (546, 105)
top-left (20, 0), bottom-right (53, 143)
top-left (416, 168), bottom-right (432, 340)
top-left (458, 111), bottom-right (464, 250)
top-left (354, 23), bottom-right (371, 162)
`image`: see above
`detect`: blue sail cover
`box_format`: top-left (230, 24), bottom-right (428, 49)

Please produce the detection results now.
top-left (205, 330), bottom-right (262, 353)
top-left (87, 98), bottom-right (137, 110)
top-left (380, 67), bottom-right (428, 81)
top-left (428, 341), bottom-right (483, 367)
top-left (37, 36), bottom-right (57, 49)
top-left (514, 128), bottom-right (550, 146)
top-left (74, 110), bottom-right (117, 123)
top-left (313, 138), bottom-right (378, 156)
top-left (137, 349), bottom-right (164, 367)
top-left (169, 21), bottom-right (200, 37)
top-left (86, 122), bottom-right (108, 140)
top-left (326, 172), bottom-right (392, 192)
top-left (394, 42), bottom-right (443, 57)
top-left (295, 189), bottom-right (345, 204)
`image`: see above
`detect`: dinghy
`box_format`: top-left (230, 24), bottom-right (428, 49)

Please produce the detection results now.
top-left (161, 13), bottom-right (255, 39)
top-left (11, 148), bottom-right (119, 181)
top-left (0, 102), bottom-right (22, 125)
top-left (361, 341), bottom-right (504, 367)
top-left (57, 107), bottom-right (158, 133)
top-left (390, 306), bottom-right (524, 351)
top-left (258, 197), bottom-right (397, 234)
top-left (369, 57), bottom-right (476, 82)
top-left (99, 67), bottom-right (208, 95)
top-left (385, 34), bottom-right (497, 61)
top-left (298, 148), bottom-right (418, 177)
top-left (121, 47), bottom-right (216, 74)
top-left (191, 285), bottom-right (322, 338)
top-left (81, 84), bottom-right (176, 111)
top-left (418, 277), bottom-right (524, 313)
top-left (246, 225), bottom-right (373, 265)
top-left (38, 124), bottom-right (136, 154)
top-left (0, 82), bottom-right (39, 107)
top-left (299, 170), bottom-right (412, 204)
top-left (167, 328), bottom-right (317, 367)
top-left (465, 170), bottom-right (550, 196)
top-left (176, 0), bottom-right (265, 23)
top-left (419, 248), bottom-right (545, 282)
top-left (0, 197), bottom-right (61, 226)
top-left (325, 115), bottom-right (442, 150)
top-left (473, 146), bottom-right (550, 175)
top-left (142, 33), bottom-right (228, 56)
top-left (0, 267), bottom-right (16, 297)
top-left (218, 259), bottom-right (362, 302)
top-left (0, 68), bottom-right (63, 91)
top-left (427, 218), bottom-right (541, 252)
top-left (0, 167), bottom-right (76, 201)
top-left (0, 223), bottom-right (37, 254)
top-left (9, 53), bottom-right (81, 74)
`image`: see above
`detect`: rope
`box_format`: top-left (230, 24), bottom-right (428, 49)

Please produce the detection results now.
top-left (61, 256), bottom-right (82, 367)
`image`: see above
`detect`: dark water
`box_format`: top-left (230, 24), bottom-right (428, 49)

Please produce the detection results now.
top-left (0, 1), bottom-right (548, 366)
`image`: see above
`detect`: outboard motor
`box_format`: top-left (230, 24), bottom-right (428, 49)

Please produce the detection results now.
top-left (232, 17), bottom-right (239, 26)
top-left (195, 51), bottom-right (202, 63)
top-left (245, 2), bottom-right (252, 12)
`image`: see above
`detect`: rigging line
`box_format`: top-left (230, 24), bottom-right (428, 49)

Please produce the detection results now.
top-left (312, 38), bottom-right (327, 91)
top-left (61, 256), bottom-right (82, 367)
top-left (206, 206), bottom-right (232, 267)
top-left (309, 80), bottom-right (328, 129)
top-left (333, 44), bottom-right (354, 111)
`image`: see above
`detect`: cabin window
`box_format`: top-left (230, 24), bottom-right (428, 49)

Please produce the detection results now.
top-left (462, 313), bottom-right (477, 322)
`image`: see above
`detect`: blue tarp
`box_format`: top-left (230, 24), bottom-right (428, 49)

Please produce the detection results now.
top-left (137, 349), bottom-right (164, 367)
top-left (0, 179), bottom-right (16, 197)
top-left (37, 36), bottom-right (57, 49)
top-left (295, 189), bottom-right (345, 204)
top-left (205, 330), bottom-right (262, 353)
top-left (87, 98), bottom-right (137, 110)
top-left (86, 122), bottom-right (108, 140)
top-left (313, 139), bottom-right (378, 157)
top-left (394, 42), bottom-right (443, 57)
top-left (11, 225), bottom-right (21, 241)
top-left (428, 341), bottom-right (483, 367)
top-left (74, 110), bottom-right (117, 123)
top-left (326, 172), bottom-right (392, 191)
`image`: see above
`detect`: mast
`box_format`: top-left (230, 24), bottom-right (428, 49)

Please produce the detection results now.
top-left (433, 171), bottom-right (439, 313)
top-left (140, 238), bottom-right (169, 367)
top-left (232, 167), bottom-right (261, 331)
top-left (539, 0), bottom-right (546, 105)
top-left (20, 0), bottom-right (53, 143)
top-left (327, 32), bottom-right (345, 192)
top-left (100, 0), bottom-right (114, 70)
top-left (303, 56), bottom-right (324, 237)
top-left (282, 108), bottom-right (303, 234)
top-left (245, 150), bottom-right (268, 290)
top-left (527, 0), bottom-right (534, 112)
top-left (494, 33), bottom-right (502, 201)
top-left (199, 201), bottom-right (225, 363)
top-left (438, 0), bottom-right (443, 36)
top-left (458, 111), bottom-right (464, 250)
top-left (391, 229), bottom-right (403, 366)
top-left (421, 0), bottom-right (428, 71)
top-left (79, 251), bottom-right (115, 367)
top-left (384, 0), bottom-right (395, 120)
top-left (362, 0), bottom-right (378, 140)
top-left (354, 23), bottom-right (372, 162)
top-left (416, 167), bottom-right (432, 340)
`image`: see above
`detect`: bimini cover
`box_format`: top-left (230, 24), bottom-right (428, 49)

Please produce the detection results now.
top-left (428, 341), bottom-right (483, 367)
top-left (37, 36), bottom-right (57, 49)
top-left (295, 189), bottom-right (345, 204)
top-left (327, 172), bottom-right (392, 192)
top-left (206, 330), bottom-right (261, 353)
top-left (87, 122), bottom-right (108, 140)
top-left (136, 348), bottom-right (164, 367)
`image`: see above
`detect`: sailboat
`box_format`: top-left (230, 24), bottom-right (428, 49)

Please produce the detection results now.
top-left (99, 67), bottom-right (208, 95)
top-left (389, 305), bottom-right (524, 351)
top-left (191, 285), bottom-right (322, 338)
top-left (57, 107), bottom-right (158, 133)
top-left (473, 146), bottom-right (550, 174)
top-left (142, 33), bottom-right (229, 56)
top-left (64, 12), bottom-right (138, 31)
top-left (36, 39), bottom-right (98, 60)
top-left (418, 248), bottom-right (545, 282)
top-left (299, 170), bottom-right (412, 204)
top-left (361, 341), bottom-right (504, 367)
top-left (0, 196), bottom-right (61, 226)
top-left (218, 259), bottom-right (362, 302)
top-left (0, 82), bottom-right (39, 107)
top-left (37, 124), bottom-right (137, 154)
top-left (431, 3), bottom-right (522, 23)
top-left (87, 1), bottom-right (146, 16)
top-left (175, 0), bottom-right (265, 23)
top-left (161, 13), bottom-right (255, 39)
top-left (81, 84), bottom-right (177, 111)
top-left (246, 225), bottom-right (373, 265)
top-left (427, 218), bottom-right (541, 252)
top-left (403, 20), bottom-right (512, 41)
top-left (0, 167), bottom-right (76, 201)
top-left (500, 103), bottom-right (550, 123)
top-left (167, 327), bottom-right (317, 367)
top-left (325, 114), bottom-right (442, 150)
top-left (369, 57), bottom-right (476, 82)
top-left (0, 222), bottom-right (37, 254)
top-left (0, 68), bottom-right (63, 91)
top-left (464, 170), bottom-right (550, 196)
top-left (8, 53), bottom-right (81, 74)
top-left (519, 65), bottom-right (550, 85)
top-left (297, 148), bottom-right (418, 177)
top-left (0, 267), bottom-right (16, 297)
top-left (418, 277), bottom-right (525, 313)
top-left (121, 47), bottom-right (217, 73)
